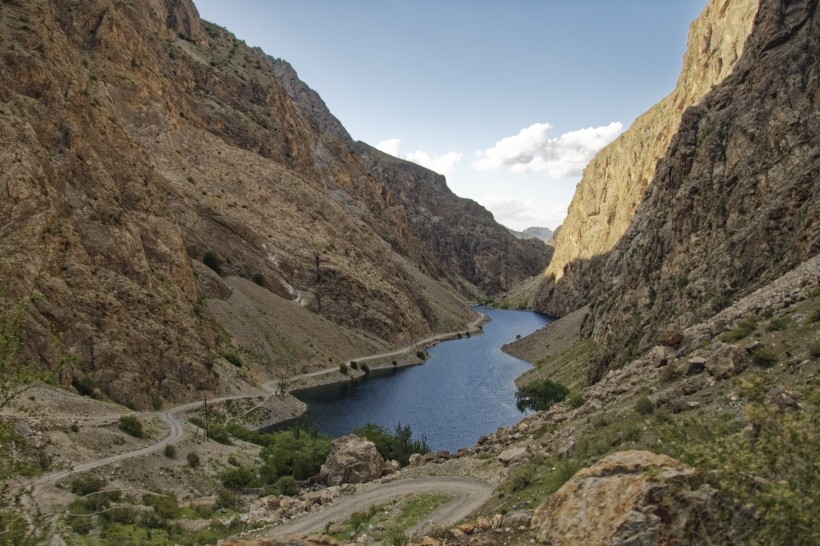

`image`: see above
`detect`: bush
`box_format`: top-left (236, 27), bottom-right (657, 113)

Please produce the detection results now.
top-left (164, 444), bottom-right (177, 459)
top-left (258, 427), bottom-right (332, 482)
top-left (220, 466), bottom-right (256, 489)
top-left (187, 452), bottom-right (200, 468)
top-left (416, 350), bottom-right (427, 361)
top-left (349, 361), bottom-right (358, 370)
top-left (752, 348), bottom-right (778, 367)
top-left (659, 364), bottom-right (679, 383)
top-left (339, 363), bottom-right (348, 375)
top-left (809, 341), bottom-right (820, 359)
top-left (252, 272), bottom-right (264, 286)
top-left (719, 317), bottom-right (757, 342)
top-left (634, 396), bottom-right (655, 415)
top-left (766, 317), bottom-right (792, 332)
top-left (220, 351), bottom-right (242, 367)
top-left (203, 250), bottom-right (224, 275)
top-left (515, 379), bottom-right (569, 412)
top-left (353, 422), bottom-right (430, 467)
top-left (361, 363), bottom-right (370, 374)
top-left (274, 475), bottom-right (300, 496)
top-left (68, 474), bottom-right (106, 497)
top-left (568, 392), bottom-right (585, 409)
top-left (216, 487), bottom-right (241, 510)
top-left (118, 415), bottom-right (144, 438)
top-left (143, 493), bottom-right (180, 520)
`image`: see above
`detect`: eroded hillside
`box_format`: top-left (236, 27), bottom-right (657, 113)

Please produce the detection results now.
top-left (0, 0), bottom-right (547, 407)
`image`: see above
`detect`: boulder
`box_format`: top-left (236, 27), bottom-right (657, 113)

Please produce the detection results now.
top-left (706, 344), bottom-right (750, 380)
top-left (657, 324), bottom-right (684, 347)
top-left (502, 510), bottom-right (533, 528)
top-left (497, 446), bottom-right (528, 466)
top-left (318, 435), bottom-right (385, 486)
top-left (531, 450), bottom-right (715, 546)
top-left (683, 356), bottom-right (707, 375)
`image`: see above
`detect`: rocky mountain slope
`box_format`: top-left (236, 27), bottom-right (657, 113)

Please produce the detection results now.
top-left (509, 227), bottom-right (554, 244)
top-left (579, 0), bottom-right (819, 382)
top-left (0, 0), bottom-right (547, 408)
top-left (535, 0), bottom-right (758, 316)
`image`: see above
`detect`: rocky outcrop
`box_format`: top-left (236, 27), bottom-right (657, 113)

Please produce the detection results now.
top-left (354, 144), bottom-right (551, 294)
top-left (535, 0), bottom-right (758, 316)
top-left (318, 435), bottom-right (385, 486)
top-left (531, 450), bottom-right (718, 546)
top-left (582, 0), bottom-right (820, 382)
top-left (0, 0), bottom-right (540, 406)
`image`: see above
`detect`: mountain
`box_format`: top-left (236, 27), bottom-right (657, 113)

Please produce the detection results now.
top-left (534, 0), bottom-right (758, 317)
top-left (531, 0), bottom-right (819, 382)
top-left (0, 0), bottom-right (548, 408)
top-left (509, 226), bottom-right (554, 245)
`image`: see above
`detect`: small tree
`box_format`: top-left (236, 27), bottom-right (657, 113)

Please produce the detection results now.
top-left (515, 379), bottom-right (569, 412)
top-left (118, 415), bottom-right (144, 438)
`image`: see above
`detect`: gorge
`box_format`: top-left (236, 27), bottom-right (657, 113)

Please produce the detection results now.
top-left (0, 0), bottom-right (818, 544)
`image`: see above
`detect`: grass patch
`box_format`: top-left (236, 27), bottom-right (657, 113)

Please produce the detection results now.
top-left (719, 317), bottom-right (757, 342)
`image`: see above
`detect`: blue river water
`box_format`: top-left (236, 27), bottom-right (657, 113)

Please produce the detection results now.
top-left (273, 307), bottom-right (550, 452)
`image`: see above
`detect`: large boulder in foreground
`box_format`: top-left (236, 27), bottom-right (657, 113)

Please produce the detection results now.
top-left (531, 450), bottom-right (716, 545)
top-left (318, 435), bottom-right (385, 486)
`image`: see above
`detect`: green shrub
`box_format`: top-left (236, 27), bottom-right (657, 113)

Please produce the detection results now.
top-left (808, 309), bottom-right (820, 323)
top-left (766, 317), bottom-right (792, 331)
top-left (220, 351), bottom-right (242, 367)
top-left (719, 317), bottom-right (757, 342)
top-left (568, 392), bottom-right (585, 409)
top-left (68, 474), bottom-right (106, 497)
top-left (207, 424), bottom-right (232, 445)
top-left (118, 415), bottom-right (143, 438)
top-left (349, 361), bottom-right (359, 370)
top-left (220, 466), bottom-right (256, 489)
top-left (751, 348), bottom-right (778, 367)
top-left (416, 350), bottom-right (427, 361)
top-left (361, 363), bottom-right (370, 374)
top-left (164, 444), bottom-right (177, 459)
top-left (809, 341), bottom-right (820, 359)
top-left (216, 487), bottom-right (240, 510)
top-left (143, 493), bottom-right (180, 520)
top-left (634, 396), bottom-right (655, 415)
top-left (258, 426), bottom-right (332, 481)
top-left (354, 422), bottom-right (430, 467)
top-left (515, 379), bottom-right (569, 412)
top-left (0, 511), bottom-right (29, 544)
top-left (339, 363), bottom-right (348, 375)
top-left (274, 475), bottom-right (300, 496)
top-left (203, 250), bottom-right (224, 275)
top-left (187, 452), bottom-right (200, 468)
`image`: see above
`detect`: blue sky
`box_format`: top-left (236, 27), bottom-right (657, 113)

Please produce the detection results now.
top-left (194, 1), bottom-right (707, 230)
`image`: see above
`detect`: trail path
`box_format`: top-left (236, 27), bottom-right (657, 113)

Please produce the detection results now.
top-left (32, 312), bottom-right (487, 486)
top-left (259, 477), bottom-right (494, 538)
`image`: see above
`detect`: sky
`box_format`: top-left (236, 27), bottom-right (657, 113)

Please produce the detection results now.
top-left (194, 0), bottom-right (708, 231)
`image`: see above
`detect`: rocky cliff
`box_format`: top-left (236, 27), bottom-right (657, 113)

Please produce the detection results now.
top-left (582, 0), bottom-right (819, 382)
top-left (0, 0), bottom-right (546, 407)
top-left (534, 0), bottom-right (758, 316)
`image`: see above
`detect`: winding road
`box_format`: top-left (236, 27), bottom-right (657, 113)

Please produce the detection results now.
top-left (262, 478), bottom-right (494, 538)
top-left (32, 312), bottom-right (488, 488)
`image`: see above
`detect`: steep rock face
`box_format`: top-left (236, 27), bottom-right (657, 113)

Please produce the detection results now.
top-left (0, 0), bottom-right (528, 406)
top-left (265, 59), bottom-right (550, 295)
top-left (535, 0), bottom-right (758, 316)
top-left (584, 0), bottom-right (820, 381)
top-left (354, 144), bottom-right (551, 294)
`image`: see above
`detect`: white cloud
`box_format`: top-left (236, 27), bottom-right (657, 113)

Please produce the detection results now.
top-left (472, 121), bottom-right (623, 178)
top-left (404, 150), bottom-right (463, 177)
top-left (375, 138), bottom-right (401, 157)
top-left (479, 194), bottom-right (567, 232)
top-left (375, 138), bottom-right (462, 177)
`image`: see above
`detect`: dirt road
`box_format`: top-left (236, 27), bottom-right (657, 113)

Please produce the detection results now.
top-left (258, 477), bottom-right (494, 538)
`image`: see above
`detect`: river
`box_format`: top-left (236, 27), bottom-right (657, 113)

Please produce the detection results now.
top-left (275, 307), bottom-right (550, 452)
